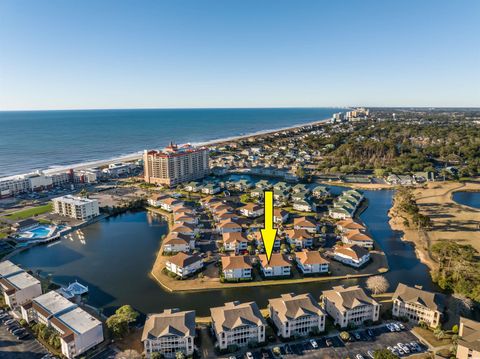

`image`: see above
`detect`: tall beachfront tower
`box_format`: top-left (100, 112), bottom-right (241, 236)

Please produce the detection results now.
top-left (143, 143), bottom-right (209, 187)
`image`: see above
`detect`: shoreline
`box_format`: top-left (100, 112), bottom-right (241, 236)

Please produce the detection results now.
top-left (1, 117), bottom-right (332, 180)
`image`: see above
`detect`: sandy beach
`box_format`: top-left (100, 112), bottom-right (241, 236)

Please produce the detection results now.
top-left (389, 180), bottom-right (480, 270)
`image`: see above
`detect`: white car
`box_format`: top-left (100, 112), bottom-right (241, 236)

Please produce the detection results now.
top-left (246, 352), bottom-right (254, 359)
top-left (367, 351), bottom-right (375, 358)
top-left (386, 324), bottom-right (395, 332)
top-left (310, 339), bottom-right (318, 348)
top-left (355, 355), bottom-right (365, 359)
top-left (398, 343), bottom-right (410, 354)
top-left (398, 322), bottom-right (405, 330)
top-left (393, 323), bottom-right (401, 332)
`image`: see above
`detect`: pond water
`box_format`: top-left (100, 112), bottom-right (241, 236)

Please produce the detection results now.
top-left (11, 189), bottom-right (435, 316)
top-left (453, 191), bottom-right (480, 209)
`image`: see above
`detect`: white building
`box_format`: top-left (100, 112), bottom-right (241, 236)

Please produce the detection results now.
top-left (457, 317), bottom-right (480, 359)
top-left (222, 232), bottom-right (248, 253)
top-left (221, 256), bottom-right (252, 281)
top-left (259, 254), bottom-right (291, 277)
top-left (285, 229), bottom-right (313, 249)
top-left (21, 291), bottom-right (104, 358)
top-left (142, 309), bottom-right (196, 358)
top-left (269, 293), bottom-right (326, 338)
top-left (341, 230), bottom-right (374, 249)
top-left (239, 203), bottom-right (264, 218)
top-left (293, 217), bottom-right (317, 233)
top-left (0, 263), bottom-right (42, 309)
top-left (392, 283), bottom-right (445, 328)
top-left (322, 285), bottom-right (380, 328)
top-left (210, 301), bottom-right (266, 350)
top-left (162, 233), bottom-right (193, 253)
top-left (295, 250), bottom-right (329, 274)
top-left (333, 244), bottom-right (370, 268)
top-left (52, 195), bottom-right (100, 220)
top-left (165, 253), bottom-right (203, 279)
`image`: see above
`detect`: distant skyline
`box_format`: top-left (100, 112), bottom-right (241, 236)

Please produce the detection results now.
top-left (0, 0), bottom-right (479, 111)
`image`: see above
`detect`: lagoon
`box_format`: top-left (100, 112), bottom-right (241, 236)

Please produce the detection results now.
top-left (11, 189), bottom-right (435, 316)
top-left (453, 191), bottom-right (480, 209)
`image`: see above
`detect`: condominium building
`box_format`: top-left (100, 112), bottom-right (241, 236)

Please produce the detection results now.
top-left (142, 309), bottom-right (196, 358)
top-left (21, 291), bottom-right (104, 358)
top-left (52, 195), bottom-right (100, 220)
top-left (210, 301), bottom-right (266, 350)
top-left (392, 283), bottom-right (445, 328)
top-left (221, 255), bottom-right (252, 280)
top-left (222, 232), bottom-right (248, 253)
top-left (456, 317), bottom-right (480, 359)
top-left (0, 260), bottom-right (42, 309)
top-left (258, 254), bottom-right (291, 277)
top-left (333, 244), bottom-right (370, 268)
top-left (165, 253), bottom-right (203, 279)
top-left (269, 293), bottom-right (326, 338)
top-left (322, 285), bottom-right (380, 328)
top-left (143, 143), bottom-right (209, 187)
top-left (295, 250), bottom-right (329, 274)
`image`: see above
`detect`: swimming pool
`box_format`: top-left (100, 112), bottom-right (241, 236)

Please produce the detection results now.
top-left (19, 225), bottom-right (57, 239)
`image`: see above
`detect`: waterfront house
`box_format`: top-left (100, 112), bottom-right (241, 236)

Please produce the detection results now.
top-left (291, 191), bottom-right (309, 203)
top-left (170, 222), bottom-right (197, 237)
top-left (392, 283), bottom-right (445, 328)
top-left (163, 233), bottom-right (193, 253)
top-left (0, 260), bottom-right (42, 309)
top-left (322, 285), bottom-right (380, 328)
top-left (239, 203), bottom-right (264, 218)
top-left (273, 182), bottom-right (291, 192)
top-left (293, 217), bottom-right (317, 233)
top-left (292, 183), bottom-right (309, 194)
top-left (173, 213), bottom-right (198, 225)
top-left (210, 301), bottom-right (266, 350)
top-left (273, 189), bottom-right (289, 202)
top-left (165, 253), bottom-right (203, 279)
top-left (456, 317), bottom-right (480, 359)
top-left (328, 207), bottom-right (351, 220)
top-left (159, 197), bottom-right (184, 212)
top-left (255, 180), bottom-right (272, 190)
top-left (341, 230), bottom-right (374, 249)
top-left (285, 229), bottom-right (314, 249)
top-left (222, 232), bottom-right (248, 253)
top-left (221, 255), bottom-right (252, 280)
top-left (336, 219), bottom-right (365, 233)
top-left (200, 196), bottom-right (222, 209)
top-left (269, 293), bottom-right (326, 338)
top-left (333, 244), bottom-right (370, 268)
top-left (142, 309), bottom-right (196, 359)
top-left (217, 220), bottom-right (242, 234)
top-left (202, 183), bottom-right (221, 195)
top-left (21, 291), bottom-right (104, 359)
top-left (258, 254), bottom-right (291, 277)
top-left (295, 250), bottom-right (329, 274)
top-left (273, 208), bottom-right (289, 224)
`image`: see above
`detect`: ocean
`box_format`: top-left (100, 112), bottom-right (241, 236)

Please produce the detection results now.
top-left (0, 107), bottom-right (341, 178)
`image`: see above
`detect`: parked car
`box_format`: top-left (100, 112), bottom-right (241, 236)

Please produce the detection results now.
top-left (398, 343), bottom-right (410, 354)
top-left (398, 322), bottom-right (405, 330)
top-left (392, 323), bottom-right (401, 332)
top-left (386, 323), bottom-right (396, 332)
top-left (16, 332), bottom-right (30, 340)
top-left (310, 339), bottom-right (318, 349)
top-left (356, 355), bottom-right (365, 359)
top-left (353, 332), bottom-right (361, 340)
top-left (246, 352), bottom-right (254, 359)
top-left (367, 350), bottom-right (375, 358)
top-left (4, 319), bottom-right (16, 326)
top-left (325, 338), bottom-right (333, 347)
top-left (367, 329), bottom-right (374, 337)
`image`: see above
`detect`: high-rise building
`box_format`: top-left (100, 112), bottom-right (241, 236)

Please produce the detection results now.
top-left (143, 143), bottom-right (209, 186)
top-left (52, 195), bottom-right (100, 220)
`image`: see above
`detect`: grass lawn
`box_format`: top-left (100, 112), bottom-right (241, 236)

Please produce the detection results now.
top-left (412, 326), bottom-right (453, 348)
top-left (5, 203), bottom-right (53, 221)
top-left (0, 232), bottom-right (8, 239)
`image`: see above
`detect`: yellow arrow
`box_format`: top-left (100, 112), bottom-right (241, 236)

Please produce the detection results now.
top-left (260, 190), bottom-right (277, 263)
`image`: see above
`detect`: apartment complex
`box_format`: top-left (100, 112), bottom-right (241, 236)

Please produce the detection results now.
top-left (322, 285), bottom-right (380, 328)
top-left (269, 293), bottom-right (326, 338)
top-left (392, 283), bottom-right (445, 328)
top-left (0, 260), bottom-right (42, 309)
top-left (21, 291), bottom-right (104, 358)
top-left (143, 143), bottom-right (209, 186)
top-left (52, 195), bottom-right (100, 220)
top-left (456, 317), bottom-right (480, 359)
top-left (210, 301), bottom-right (266, 350)
top-left (142, 309), bottom-right (196, 358)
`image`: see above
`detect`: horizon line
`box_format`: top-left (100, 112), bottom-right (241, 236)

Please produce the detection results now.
top-left (1, 105), bottom-right (480, 113)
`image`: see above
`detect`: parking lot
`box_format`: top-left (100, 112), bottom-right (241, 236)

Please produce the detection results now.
top-left (221, 324), bottom-right (428, 359)
top-left (0, 315), bottom-right (47, 359)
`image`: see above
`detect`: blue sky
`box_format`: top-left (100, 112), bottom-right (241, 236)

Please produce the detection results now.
top-left (0, 0), bottom-right (479, 110)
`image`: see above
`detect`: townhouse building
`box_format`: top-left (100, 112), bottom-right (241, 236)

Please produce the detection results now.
top-left (221, 256), bottom-right (252, 281)
top-left (258, 254), bottom-right (291, 277)
top-left (269, 293), bottom-right (326, 338)
top-left (142, 309), bottom-right (196, 358)
top-left (333, 244), bottom-right (370, 268)
top-left (295, 250), bottom-right (329, 274)
top-left (165, 253), bottom-right (203, 279)
top-left (322, 285), bottom-right (380, 328)
top-left (392, 283), bottom-right (445, 328)
top-left (210, 301), bottom-right (266, 350)
top-left (222, 232), bottom-right (248, 253)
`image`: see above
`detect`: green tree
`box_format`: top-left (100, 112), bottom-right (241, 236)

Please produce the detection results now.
top-left (175, 351), bottom-right (185, 359)
top-left (79, 188), bottom-right (89, 198)
top-left (106, 305), bottom-right (140, 338)
top-left (151, 353), bottom-right (163, 359)
top-left (452, 324), bottom-right (459, 334)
